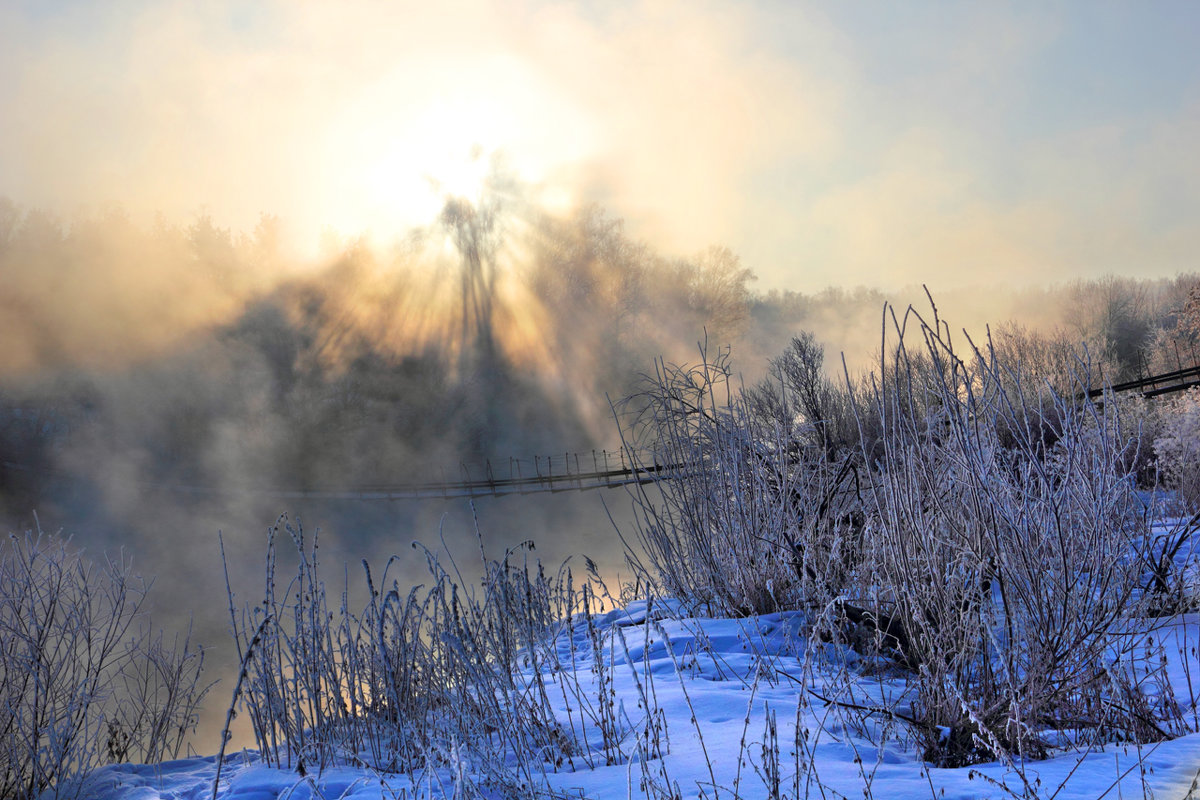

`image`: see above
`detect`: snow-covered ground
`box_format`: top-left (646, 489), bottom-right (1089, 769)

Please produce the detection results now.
top-left (75, 602), bottom-right (1200, 800)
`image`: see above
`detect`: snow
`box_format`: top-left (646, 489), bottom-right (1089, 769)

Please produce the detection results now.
top-left (74, 607), bottom-right (1200, 800)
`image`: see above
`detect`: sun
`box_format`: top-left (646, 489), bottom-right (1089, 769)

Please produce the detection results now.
top-left (426, 143), bottom-right (492, 202)
top-left (370, 96), bottom-right (515, 215)
top-left (326, 100), bottom-right (511, 243)
top-left (312, 57), bottom-right (597, 247)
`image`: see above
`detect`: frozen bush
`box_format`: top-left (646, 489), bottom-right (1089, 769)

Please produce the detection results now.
top-left (1155, 387), bottom-right (1200, 511)
top-left (219, 514), bottom-right (624, 796)
top-left (0, 531), bottom-right (210, 800)
top-left (854, 301), bottom-right (1161, 765)
top-left (618, 345), bottom-right (862, 617)
top-left (617, 295), bottom-right (1181, 768)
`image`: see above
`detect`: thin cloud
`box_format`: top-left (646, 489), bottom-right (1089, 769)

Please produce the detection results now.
top-left (0, 1), bottom-right (1197, 291)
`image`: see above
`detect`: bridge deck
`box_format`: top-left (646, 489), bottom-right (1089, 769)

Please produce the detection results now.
top-left (3, 451), bottom-right (682, 501)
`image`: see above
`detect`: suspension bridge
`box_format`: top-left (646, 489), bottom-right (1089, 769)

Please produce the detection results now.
top-left (219, 450), bottom-right (683, 501)
top-left (6, 363), bottom-right (1199, 504)
top-left (2, 449), bottom-right (684, 502)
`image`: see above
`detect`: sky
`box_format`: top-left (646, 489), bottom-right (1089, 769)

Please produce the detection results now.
top-left (1, 0), bottom-right (1198, 292)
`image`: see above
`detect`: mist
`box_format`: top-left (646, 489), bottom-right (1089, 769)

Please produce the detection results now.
top-left (0, 186), bottom-right (768, 750)
top-left (3, 0), bottom-right (1200, 760)
top-left (4, 183), bottom-right (1200, 752)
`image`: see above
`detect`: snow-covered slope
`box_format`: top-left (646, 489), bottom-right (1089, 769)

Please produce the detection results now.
top-left (75, 605), bottom-right (1200, 800)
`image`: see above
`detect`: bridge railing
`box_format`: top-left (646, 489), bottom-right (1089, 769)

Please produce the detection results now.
top-left (1087, 363), bottom-right (1200, 400)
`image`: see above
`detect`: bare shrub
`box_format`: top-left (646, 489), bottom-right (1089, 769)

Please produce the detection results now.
top-left (616, 295), bottom-right (1184, 770)
top-left (748, 330), bottom-right (862, 459)
top-left (221, 513), bottom-right (632, 795)
top-left (0, 531), bottom-right (210, 800)
top-left (618, 344), bottom-right (862, 617)
top-left (851, 298), bottom-right (1168, 765)
top-left (1155, 387), bottom-right (1200, 512)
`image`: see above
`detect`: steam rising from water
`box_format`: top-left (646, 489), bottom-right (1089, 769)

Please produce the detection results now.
top-left (2, 189), bottom-right (1197, 752)
top-left (0, 190), bottom-right (762, 750)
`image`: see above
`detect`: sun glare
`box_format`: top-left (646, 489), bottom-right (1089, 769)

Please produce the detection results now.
top-left (329, 90), bottom-right (524, 245)
top-left (427, 144), bottom-right (492, 202)
top-left (369, 97), bottom-right (513, 219)
top-left (356, 140), bottom-right (495, 239)
top-left (311, 58), bottom-right (596, 250)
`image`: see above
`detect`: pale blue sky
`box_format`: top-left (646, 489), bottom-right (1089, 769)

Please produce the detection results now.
top-left (1, 1), bottom-right (1197, 290)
